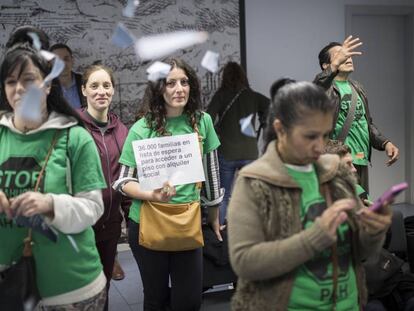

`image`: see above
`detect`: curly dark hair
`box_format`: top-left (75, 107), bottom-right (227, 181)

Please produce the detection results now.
top-left (136, 58), bottom-right (202, 136)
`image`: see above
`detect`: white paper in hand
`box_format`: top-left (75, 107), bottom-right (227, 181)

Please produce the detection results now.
top-left (146, 61), bottom-right (171, 82)
top-left (111, 23), bottom-right (136, 49)
top-left (123, 0), bottom-right (140, 18)
top-left (239, 114), bottom-right (257, 138)
top-left (28, 32), bottom-right (41, 50)
top-left (42, 57), bottom-right (65, 87)
top-left (201, 50), bottom-right (219, 73)
top-left (16, 84), bottom-right (43, 123)
top-left (135, 30), bottom-right (209, 61)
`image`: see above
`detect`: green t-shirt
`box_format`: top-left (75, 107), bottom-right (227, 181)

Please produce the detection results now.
top-left (0, 126), bottom-right (107, 298)
top-left (333, 80), bottom-right (369, 166)
top-left (119, 112), bottom-right (220, 223)
top-left (286, 164), bottom-right (358, 311)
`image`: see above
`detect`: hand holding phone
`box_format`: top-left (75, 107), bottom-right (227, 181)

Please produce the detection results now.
top-left (367, 182), bottom-right (408, 212)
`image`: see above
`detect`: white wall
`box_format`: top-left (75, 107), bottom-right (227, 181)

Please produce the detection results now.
top-left (245, 0), bottom-right (414, 95)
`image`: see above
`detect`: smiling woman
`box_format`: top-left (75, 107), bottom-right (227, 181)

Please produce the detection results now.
top-left (77, 63), bottom-right (131, 311)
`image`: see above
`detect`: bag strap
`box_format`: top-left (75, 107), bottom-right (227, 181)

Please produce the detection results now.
top-left (337, 85), bottom-right (358, 142)
top-left (215, 88), bottom-right (246, 129)
top-left (322, 184), bottom-right (339, 309)
top-left (192, 122), bottom-right (203, 190)
top-left (23, 130), bottom-right (60, 257)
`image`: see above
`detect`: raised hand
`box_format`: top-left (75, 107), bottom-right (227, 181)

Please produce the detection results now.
top-left (330, 35), bottom-right (363, 71)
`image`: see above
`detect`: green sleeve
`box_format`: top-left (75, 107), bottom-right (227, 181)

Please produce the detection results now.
top-left (68, 126), bottom-right (107, 194)
top-left (119, 119), bottom-right (149, 167)
top-left (201, 112), bottom-right (220, 154)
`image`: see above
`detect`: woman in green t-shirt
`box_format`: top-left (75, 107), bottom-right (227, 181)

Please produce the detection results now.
top-left (227, 80), bottom-right (393, 311)
top-left (0, 26), bottom-right (107, 310)
top-left (113, 58), bottom-right (223, 310)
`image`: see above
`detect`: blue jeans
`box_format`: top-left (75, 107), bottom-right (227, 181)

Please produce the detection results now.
top-left (219, 155), bottom-right (252, 225)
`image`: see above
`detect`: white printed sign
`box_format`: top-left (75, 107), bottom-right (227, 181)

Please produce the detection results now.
top-left (132, 133), bottom-right (205, 191)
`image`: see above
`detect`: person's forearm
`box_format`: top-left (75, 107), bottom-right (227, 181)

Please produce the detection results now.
top-left (122, 181), bottom-right (155, 201)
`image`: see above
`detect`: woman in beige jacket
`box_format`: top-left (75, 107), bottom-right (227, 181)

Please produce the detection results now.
top-left (228, 81), bottom-right (392, 311)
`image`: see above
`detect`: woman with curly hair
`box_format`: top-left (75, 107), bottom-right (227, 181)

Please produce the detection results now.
top-left (113, 58), bottom-right (223, 311)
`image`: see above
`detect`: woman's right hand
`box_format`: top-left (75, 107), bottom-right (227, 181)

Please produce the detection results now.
top-left (318, 198), bottom-right (355, 238)
top-left (0, 191), bottom-right (13, 219)
top-left (152, 182), bottom-right (176, 202)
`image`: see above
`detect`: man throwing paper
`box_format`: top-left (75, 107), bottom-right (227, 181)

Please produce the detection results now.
top-left (314, 36), bottom-right (399, 191)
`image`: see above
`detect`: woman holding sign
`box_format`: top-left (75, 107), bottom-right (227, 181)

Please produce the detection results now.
top-left (113, 58), bottom-right (222, 311)
top-left (227, 81), bottom-right (392, 311)
top-left (0, 27), bottom-right (107, 310)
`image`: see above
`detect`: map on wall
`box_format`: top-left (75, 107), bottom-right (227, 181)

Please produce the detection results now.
top-left (0, 0), bottom-right (241, 127)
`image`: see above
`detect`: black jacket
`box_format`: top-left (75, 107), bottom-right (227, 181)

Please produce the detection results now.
top-left (313, 67), bottom-right (388, 161)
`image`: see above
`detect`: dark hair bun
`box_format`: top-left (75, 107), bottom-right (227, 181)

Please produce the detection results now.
top-left (5, 25), bottom-right (50, 50)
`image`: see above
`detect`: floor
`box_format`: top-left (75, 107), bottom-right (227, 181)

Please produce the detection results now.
top-left (108, 248), bottom-right (233, 311)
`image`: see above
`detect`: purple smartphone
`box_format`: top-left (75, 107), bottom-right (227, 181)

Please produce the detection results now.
top-left (368, 182), bottom-right (408, 212)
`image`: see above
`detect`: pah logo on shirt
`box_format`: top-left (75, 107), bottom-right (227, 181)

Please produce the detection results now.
top-left (303, 201), bottom-right (351, 282)
top-left (0, 157), bottom-right (45, 198)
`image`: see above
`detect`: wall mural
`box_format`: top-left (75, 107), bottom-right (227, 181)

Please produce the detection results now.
top-left (0, 0), bottom-right (241, 127)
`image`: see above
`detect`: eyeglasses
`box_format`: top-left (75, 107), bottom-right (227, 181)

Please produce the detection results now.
top-left (165, 79), bottom-right (189, 89)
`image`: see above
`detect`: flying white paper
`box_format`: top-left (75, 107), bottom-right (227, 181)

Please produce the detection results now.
top-left (111, 23), bottom-right (136, 49)
top-left (40, 50), bottom-right (56, 61)
top-left (135, 30), bottom-right (209, 61)
top-left (201, 50), bottom-right (219, 73)
top-left (43, 56), bottom-right (65, 86)
top-left (239, 114), bottom-right (257, 138)
top-left (16, 84), bottom-right (43, 123)
top-left (146, 61), bottom-right (171, 82)
top-left (123, 0), bottom-right (140, 18)
top-left (27, 32), bottom-right (41, 50)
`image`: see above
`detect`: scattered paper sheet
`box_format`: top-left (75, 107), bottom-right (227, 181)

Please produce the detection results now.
top-left (16, 84), bottom-right (43, 123)
top-left (111, 22), bottom-right (136, 49)
top-left (201, 50), bottom-right (219, 73)
top-left (239, 114), bottom-right (257, 138)
top-left (146, 61), bottom-right (171, 82)
top-left (43, 56), bottom-right (65, 86)
top-left (135, 30), bottom-right (209, 61)
top-left (123, 0), bottom-right (140, 18)
top-left (40, 50), bottom-right (56, 61)
top-left (27, 32), bottom-right (41, 50)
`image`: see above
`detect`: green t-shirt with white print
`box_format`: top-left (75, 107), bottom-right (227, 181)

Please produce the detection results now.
top-left (333, 80), bottom-right (369, 166)
top-left (119, 112), bottom-right (220, 223)
top-left (0, 125), bottom-right (106, 298)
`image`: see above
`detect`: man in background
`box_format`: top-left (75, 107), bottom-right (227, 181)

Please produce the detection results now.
top-left (50, 43), bottom-right (85, 109)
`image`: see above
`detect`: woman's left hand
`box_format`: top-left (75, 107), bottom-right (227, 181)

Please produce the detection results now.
top-left (358, 203), bottom-right (392, 235)
top-left (9, 191), bottom-right (54, 218)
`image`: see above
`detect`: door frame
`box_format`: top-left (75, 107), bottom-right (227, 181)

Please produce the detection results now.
top-left (345, 5), bottom-right (414, 203)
